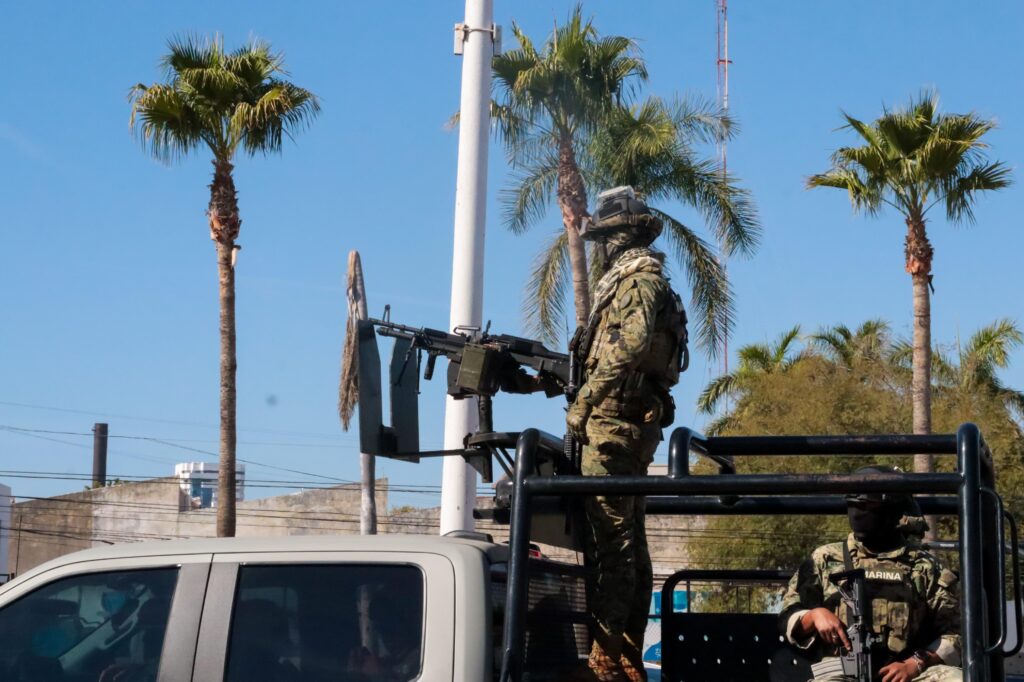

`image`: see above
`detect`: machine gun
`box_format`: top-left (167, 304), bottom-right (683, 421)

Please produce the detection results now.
top-left (823, 568), bottom-right (884, 682)
top-left (356, 306), bottom-right (574, 461)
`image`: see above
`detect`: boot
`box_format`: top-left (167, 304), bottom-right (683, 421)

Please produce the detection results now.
top-left (618, 654), bottom-right (647, 682)
top-left (619, 637), bottom-right (647, 682)
top-left (569, 640), bottom-right (628, 681)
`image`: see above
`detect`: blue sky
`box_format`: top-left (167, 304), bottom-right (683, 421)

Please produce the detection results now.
top-left (2, 1), bottom-right (1022, 509)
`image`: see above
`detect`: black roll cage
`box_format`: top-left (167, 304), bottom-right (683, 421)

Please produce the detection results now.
top-left (496, 422), bottom-right (1019, 682)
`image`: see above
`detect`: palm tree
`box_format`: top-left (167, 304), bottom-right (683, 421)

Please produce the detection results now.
top-left (130, 36), bottom-right (320, 536)
top-left (588, 96), bottom-right (760, 354)
top-left (808, 91), bottom-right (1011, 475)
top-left (892, 320), bottom-right (1024, 419)
top-left (698, 325), bottom-right (804, 416)
top-left (810, 319), bottom-right (891, 369)
top-left (493, 6), bottom-right (647, 330)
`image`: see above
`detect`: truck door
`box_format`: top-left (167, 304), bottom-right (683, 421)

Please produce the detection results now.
top-left (192, 551), bottom-right (456, 682)
top-left (0, 553), bottom-right (212, 682)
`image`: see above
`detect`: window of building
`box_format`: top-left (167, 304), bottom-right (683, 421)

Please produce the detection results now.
top-left (225, 563), bottom-right (424, 682)
top-left (0, 568), bottom-right (178, 682)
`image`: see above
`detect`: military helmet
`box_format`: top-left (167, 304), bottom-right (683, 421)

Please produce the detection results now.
top-left (578, 186), bottom-right (663, 245)
top-left (845, 465), bottom-right (914, 510)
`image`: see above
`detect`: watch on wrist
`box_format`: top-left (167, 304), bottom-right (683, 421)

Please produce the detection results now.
top-left (911, 650), bottom-right (929, 673)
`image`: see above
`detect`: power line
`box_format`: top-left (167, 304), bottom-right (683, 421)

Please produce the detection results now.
top-left (0, 425), bottom-right (360, 484)
top-left (0, 400), bottom-right (353, 441)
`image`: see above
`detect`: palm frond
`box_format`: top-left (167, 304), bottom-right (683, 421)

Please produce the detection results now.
top-left (810, 327), bottom-right (854, 367)
top-left (133, 35), bottom-right (319, 162)
top-left (697, 373), bottom-right (737, 415)
top-left (523, 229), bottom-right (571, 344)
top-left (654, 208), bottom-right (732, 357)
top-left (671, 94), bottom-right (733, 145)
top-left (963, 319), bottom-right (1023, 370)
top-left (888, 339), bottom-right (913, 370)
top-left (704, 413), bottom-right (736, 436)
top-left (942, 161), bottom-right (1013, 224)
top-left (813, 91), bottom-right (1009, 226)
top-left (774, 325), bottom-right (803, 365)
top-left (128, 83), bottom-right (204, 163)
top-left (738, 344), bottom-right (775, 373)
top-left (500, 155), bottom-right (559, 235)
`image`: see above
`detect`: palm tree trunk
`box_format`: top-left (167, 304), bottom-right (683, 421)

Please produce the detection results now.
top-left (905, 215), bottom-right (937, 538)
top-left (905, 216), bottom-right (934, 443)
top-left (555, 136), bottom-right (592, 327)
top-left (209, 159), bottom-right (242, 538)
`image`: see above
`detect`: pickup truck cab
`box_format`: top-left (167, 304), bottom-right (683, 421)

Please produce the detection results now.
top-left (0, 534), bottom-right (586, 682)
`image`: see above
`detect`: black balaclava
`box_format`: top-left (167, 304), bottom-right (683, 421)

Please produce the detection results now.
top-left (847, 503), bottom-right (904, 552)
top-left (847, 465), bottom-right (911, 552)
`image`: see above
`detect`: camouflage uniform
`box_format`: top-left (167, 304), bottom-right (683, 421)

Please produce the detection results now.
top-left (574, 247), bottom-right (682, 674)
top-left (780, 533), bottom-right (962, 682)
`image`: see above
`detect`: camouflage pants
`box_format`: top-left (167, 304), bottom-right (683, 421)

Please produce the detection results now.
top-left (581, 406), bottom-right (661, 660)
top-left (810, 663), bottom-right (962, 682)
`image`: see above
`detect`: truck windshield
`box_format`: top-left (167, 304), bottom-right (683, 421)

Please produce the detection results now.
top-left (225, 563), bottom-right (424, 682)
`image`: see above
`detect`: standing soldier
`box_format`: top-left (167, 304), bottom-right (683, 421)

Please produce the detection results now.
top-left (567, 186), bottom-right (688, 681)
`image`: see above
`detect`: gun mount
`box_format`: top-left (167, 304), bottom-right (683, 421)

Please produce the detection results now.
top-left (356, 307), bottom-right (572, 472)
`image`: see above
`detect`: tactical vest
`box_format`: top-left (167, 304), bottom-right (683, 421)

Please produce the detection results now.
top-left (582, 272), bottom-right (688, 405)
top-left (823, 541), bottom-right (934, 656)
top-left (634, 287), bottom-right (689, 388)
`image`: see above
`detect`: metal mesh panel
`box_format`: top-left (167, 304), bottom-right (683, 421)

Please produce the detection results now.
top-left (492, 559), bottom-right (589, 680)
top-left (661, 612), bottom-right (814, 682)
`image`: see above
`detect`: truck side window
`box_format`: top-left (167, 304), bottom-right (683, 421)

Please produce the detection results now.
top-left (225, 564), bottom-right (424, 682)
top-left (0, 568), bottom-right (178, 682)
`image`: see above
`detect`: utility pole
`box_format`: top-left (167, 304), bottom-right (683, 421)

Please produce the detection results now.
top-left (716, 0), bottom-right (733, 402)
top-left (441, 0), bottom-right (497, 534)
top-left (92, 422), bottom-right (108, 488)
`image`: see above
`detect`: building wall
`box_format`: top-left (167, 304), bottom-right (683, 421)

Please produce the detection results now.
top-left (7, 479), bottom-right (387, 577)
top-left (7, 479), bottom-right (694, 581)
top-left (0, 484), bottom-right (10, 583)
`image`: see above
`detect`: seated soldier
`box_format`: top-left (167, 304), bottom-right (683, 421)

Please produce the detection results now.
top-left (778, 466), bottom-right (962, 682)
top-left (348, 590), bottom-right (422, 681)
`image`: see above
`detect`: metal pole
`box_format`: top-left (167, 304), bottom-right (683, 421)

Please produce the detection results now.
top-left (500, 428), bottom-right (537, 682)
top-left (958, 423), bottom-right (986, 682)
top-left (979, 436), bottom-right (1004, 681)
top-left (441, 0), bottom-right (494, 534)
top-left (92, 422), bottom-right (108, 488)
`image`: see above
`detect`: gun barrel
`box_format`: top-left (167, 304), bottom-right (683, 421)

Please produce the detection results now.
top-left (368, 318), bottom-right (465, 346)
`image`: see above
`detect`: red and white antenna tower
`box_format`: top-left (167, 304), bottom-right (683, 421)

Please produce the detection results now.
top-left (715, 0), bottom-right (731, 378)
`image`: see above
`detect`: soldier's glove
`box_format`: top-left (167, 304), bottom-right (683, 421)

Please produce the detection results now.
top-left (566, 399), bottom-right (593, 445)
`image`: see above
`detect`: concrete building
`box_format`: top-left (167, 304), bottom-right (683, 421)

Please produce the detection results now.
top-left (6, 476), bottom-right (697, 581)
top-left (175, 461), bottom-right (246, 508)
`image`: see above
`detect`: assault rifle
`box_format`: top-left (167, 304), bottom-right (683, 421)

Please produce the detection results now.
top-left (825, 568), bottom-right (884, 682)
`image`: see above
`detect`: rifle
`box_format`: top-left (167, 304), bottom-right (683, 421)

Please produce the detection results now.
top-left (825, 567), bottom-right (884, 682)
top-left (367, 307), bottom-right (570, 435)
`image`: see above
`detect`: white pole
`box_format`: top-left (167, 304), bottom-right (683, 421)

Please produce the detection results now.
top-left (440, 0), bottom-right (494, 534)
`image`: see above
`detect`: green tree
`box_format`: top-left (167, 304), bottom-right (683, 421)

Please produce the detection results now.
top-left (689, 319), bottom-right (1024, 577)
top-left (892, 319), bottom-right (1024, 423)
top-left (492, 6), bottom-right (647, 331)
top-left (808, 91), bottom-right (1011, 478)
top-left (588, 96), bottom-right (760, 354)
top-left (130, 36), bottom-right (320, 536)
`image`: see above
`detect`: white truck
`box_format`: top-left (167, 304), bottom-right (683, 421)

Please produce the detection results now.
top-left (1, 422), bottom-right (1015, 682)
top-left (0, 533), bottom-right (591, 682)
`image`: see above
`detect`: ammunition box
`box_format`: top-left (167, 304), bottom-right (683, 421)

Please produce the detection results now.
top-left (456, 344), bottom-right (503, 395)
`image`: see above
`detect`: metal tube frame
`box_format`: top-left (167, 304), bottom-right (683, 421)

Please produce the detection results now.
top-left (497, 422), bottom-right (1006, 682)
